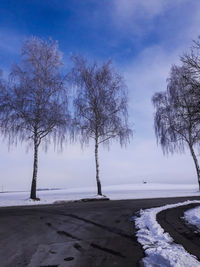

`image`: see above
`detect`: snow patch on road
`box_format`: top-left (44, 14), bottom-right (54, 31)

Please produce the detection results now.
top-left (134, 200), bottom-right (200, 267)
top-left (184, 206), bottom-right (200, 231)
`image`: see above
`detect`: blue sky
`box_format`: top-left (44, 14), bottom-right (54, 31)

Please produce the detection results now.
top-left (1, 0), bottom-right (200, 191)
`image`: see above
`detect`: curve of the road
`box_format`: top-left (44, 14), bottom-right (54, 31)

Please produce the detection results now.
top-left (157, 202), bottom-right (200, 261)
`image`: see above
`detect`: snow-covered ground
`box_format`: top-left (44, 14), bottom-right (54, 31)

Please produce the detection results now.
top-left (134, 200), bottom-right (200, 267)
top-left (0, 183), bottom-right (200, 207)
top-left (184, 205), bottom-right (200, 231)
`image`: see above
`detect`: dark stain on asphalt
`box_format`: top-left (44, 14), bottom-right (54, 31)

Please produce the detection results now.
top-left (73, 242), bottom-right (83, 251)
top-left (49, 250), bottom-right (56, 254)
top-left (64, 257), bottom-right (74, 261)
top-left (57, 230), bottom-right (81, 241)
top-left (66, 213), bottom-right (134, 241)
top-left (90, 242), bottom-right (126, 258)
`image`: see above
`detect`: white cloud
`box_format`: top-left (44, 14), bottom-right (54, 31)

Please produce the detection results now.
top-left (112, 0), bottom-right (191, 22)
top-left (111, 0), bottom-right (196, 41)
top-left (185, 5), bottom-right (200, 41)
top-left (113, 0), bottom-right (167, 21)
top-left (121, 45), bottom-right (181, 136)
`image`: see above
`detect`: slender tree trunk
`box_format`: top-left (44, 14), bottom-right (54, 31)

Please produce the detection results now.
top-left (30, 138), bottom-right (39, 200)
top-left (189, 144), bottom-right (200, 190)
top-left (95, 137), bottom-right (102, 195)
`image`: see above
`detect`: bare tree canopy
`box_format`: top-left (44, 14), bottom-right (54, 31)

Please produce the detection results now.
top-left (152, 64), bottom-right (200, 189)
top-left (0, 71), bottom-right (7, 122)
top-left (1, 37), bottom-right (70, 199)
top-left (71, 56), bottom-right (132, 196)
top-left (181, 36), bottom-right (200, 118)
top-left (181, 37), bottom-right (200, 77)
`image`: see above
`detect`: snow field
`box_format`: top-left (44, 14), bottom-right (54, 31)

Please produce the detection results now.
top-left (0, 183), bottom-right (200, 208)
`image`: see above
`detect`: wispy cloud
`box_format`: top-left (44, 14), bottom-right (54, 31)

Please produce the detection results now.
top-left (112, 0), bottom-right (189, 26)
top-left (113, 0), bottom-right (168, 21)
top-left (110, 0), bottom-right (199, 44)
top-left (120, 45), bottom-right (181, 138)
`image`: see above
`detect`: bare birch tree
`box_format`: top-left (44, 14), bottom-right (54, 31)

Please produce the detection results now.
top-left (71, 56), bottom-right (132, 196)
top-left (1, 37), bottom-right (70, 200)
top-left (152, 65), bottom-right (200, 189)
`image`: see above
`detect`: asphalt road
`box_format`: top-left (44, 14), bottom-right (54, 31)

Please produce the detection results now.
top-left (1, 196), bottom-right (200, 267)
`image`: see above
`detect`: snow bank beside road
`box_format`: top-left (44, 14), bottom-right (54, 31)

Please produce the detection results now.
top-left (184, 206), bottom-right (200, 231)
top-left (134, 200), bottom-right (200, 267)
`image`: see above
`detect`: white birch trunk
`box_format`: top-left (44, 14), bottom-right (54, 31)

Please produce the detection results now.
top-left (189, 144), bottom-right (200, 191)
top-left (30, 137), bottom-right (39, 199)
top-left (95, 137), bottom-right (102, 195)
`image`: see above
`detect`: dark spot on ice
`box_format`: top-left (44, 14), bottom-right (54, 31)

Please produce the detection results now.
top-left (64, 257), bottom-right (74, 261)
